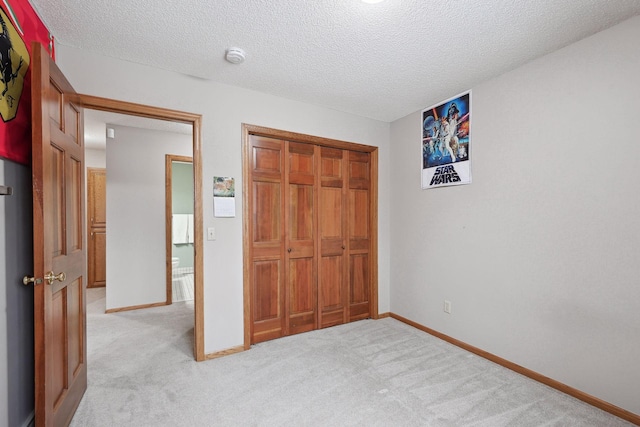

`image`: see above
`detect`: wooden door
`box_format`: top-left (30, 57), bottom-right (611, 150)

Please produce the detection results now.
top-left (30, 43), bottom-right (87, 426)
top-left (245, 126), bottom-right (377, 346)
top-left (318, 147), bottom-right (348, 328)
top-left (249, 135), bottom-right (285, 343)
top-left (285, 142), bottom-right (317, 335)
top-left (348, 151), bottom-right (372, 321)
top-left (87, 168), bottom-right (106, 287)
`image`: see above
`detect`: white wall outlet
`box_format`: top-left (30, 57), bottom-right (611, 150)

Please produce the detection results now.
top-left (444, 300), bottom-right (452, 314)
top-left (207, 227), bottom-right (216, 241)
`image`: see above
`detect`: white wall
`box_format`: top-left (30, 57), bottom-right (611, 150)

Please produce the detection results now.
top-left (85, 148), bottom-right (106, 168)
top-left (105, 125), bottom-right (191, 310)
top-left (55, 44), bottom-right (390, 354)
top-left (390, 16), bottom-right (640, 414)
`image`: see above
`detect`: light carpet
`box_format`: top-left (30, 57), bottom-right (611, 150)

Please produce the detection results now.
top-left (71, 289), bottom-right (632, 426)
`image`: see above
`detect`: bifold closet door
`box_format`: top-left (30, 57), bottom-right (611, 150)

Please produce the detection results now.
top-left (249, 135), bottom-right (286, 343)
top-left (248, 133), bottom-right (373, 344)
top-left (318, 147), bottom-right (348, 328)
top-left (348, 151), bottom-right (372, 321)
top-left (285, 142), bottom-right (318, 335)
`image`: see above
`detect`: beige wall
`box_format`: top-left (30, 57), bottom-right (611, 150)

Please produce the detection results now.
top-left (85, 148), bottom-right (106, 169)
top-left (389, 16), bottom-right (640, 414)
top-left (105, 125), bottom-right (191, 310)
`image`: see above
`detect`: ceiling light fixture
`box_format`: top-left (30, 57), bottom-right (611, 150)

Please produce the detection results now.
top-left (225, 47), bottom-right (246, 64)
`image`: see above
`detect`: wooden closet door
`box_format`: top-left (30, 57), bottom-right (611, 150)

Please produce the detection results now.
top-left (249, 135), bottom-right (286, 344)
top-left (318, 147), bottom-right (348, 328)
top-left (245, 127), bottom-right (377, 345)
top-left (87, 168), bottom-right (106, 288)
top-left (87, 168), bottom-right (106, 227)
top-left (285, 142), bottom-right (317, 335)
top-left (348, 151), bottom-right (372, 321)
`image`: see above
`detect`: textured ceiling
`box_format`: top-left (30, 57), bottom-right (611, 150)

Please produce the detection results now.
top-left (30, 0), bottom-right (640, 122)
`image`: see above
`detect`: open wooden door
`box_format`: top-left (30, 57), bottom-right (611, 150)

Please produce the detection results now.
top-left (29, 42), bottom-right (86, 426)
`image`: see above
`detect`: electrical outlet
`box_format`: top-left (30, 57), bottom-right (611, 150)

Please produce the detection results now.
top-left (444, 300), bottom-right (452, 314)
top-left (207, 227), bottom-right (216, 241)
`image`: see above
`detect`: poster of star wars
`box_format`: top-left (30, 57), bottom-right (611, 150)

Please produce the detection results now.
top-left (421, 91), bottom-right (471, 189)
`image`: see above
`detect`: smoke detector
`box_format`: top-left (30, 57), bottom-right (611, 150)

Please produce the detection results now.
top-left (225, 48), bottom-right (246, 64)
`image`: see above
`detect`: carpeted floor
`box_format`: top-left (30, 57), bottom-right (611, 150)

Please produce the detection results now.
top-left (71, 288), bottom-right (632, 426)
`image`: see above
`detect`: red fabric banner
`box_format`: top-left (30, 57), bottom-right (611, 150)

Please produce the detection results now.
top-left (0, 0), bottom-right (54, 165)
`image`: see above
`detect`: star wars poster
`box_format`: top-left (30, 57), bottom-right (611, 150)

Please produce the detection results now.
top-left (421, 91), bottom-right (471, 189)
top-left (0, 0), bottom-right (54, 165)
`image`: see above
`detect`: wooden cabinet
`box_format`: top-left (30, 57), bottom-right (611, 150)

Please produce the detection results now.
top-left (87, 167), bottom-right (106, 288)
top-left (247, 132), bottom-right (376, 344)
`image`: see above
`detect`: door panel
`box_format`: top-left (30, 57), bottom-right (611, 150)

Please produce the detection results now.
top-left (67, 279), bottom-right (83, 376)
top-left (252, 261), bottom-right (279, 312)
top-left (350, 190), bottom-right (369, 239)
top-left (320, 257), bottom-right (342, 307)
top-left (253, 182), bottom-right (282, 243)
top-left (348, 151), bottom-right (371, 321)
top-left (88, 230), bottom-right (106, 287)
top-left (69, 158), bottom-right (82, 251)
top-left (252, 260), bottom-right (280, 321)
top-left (285, 142), bottom-right (316, 334)
top-left (50, 291), bottom-right (66, 409)
top-left (51, 145), bottom-right (65, 257)
top-left (249, 136), bottom-right (285, 343)
top-left (289, 184), bottom-right (313, 240)
top-left (348, 151), bottom-right (370, 188)
top-left (31, 42), bottom-right (86, 426)
top-left (321, 187), bottom-right (342, 237)
top-left (318, 147), bottom-right (348, 328)
top-left (288, 258), bottom-right (315, 334)
top-left (253, 145), bottom-right (282, 174)
top-left (252, 259), bottom-right (283, 341)
top-left (87, 169), bottom-right (106, 227)
top-left (349, 254), bottom-right (370, 320)
top-left (320, 254), bottom-right (344, 328)
top-left (64, 103), bottom-right (80, 144)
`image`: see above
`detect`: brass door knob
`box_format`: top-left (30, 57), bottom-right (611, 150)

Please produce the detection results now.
top-left (23, 276), bottom-right (43, 286)
top-left (44, 271), bottom-right (66, 285)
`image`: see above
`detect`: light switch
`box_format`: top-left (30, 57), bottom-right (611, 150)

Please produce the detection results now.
top-left (444, 300), bottom-right (452, 314)
top-left (207, 227), bottom-right (216, 240)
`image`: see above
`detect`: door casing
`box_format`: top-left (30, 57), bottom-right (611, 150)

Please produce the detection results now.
top-left (165, 155), bottom-right (194, 304)
top-left (77, 94), bottom-right (205, 361)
